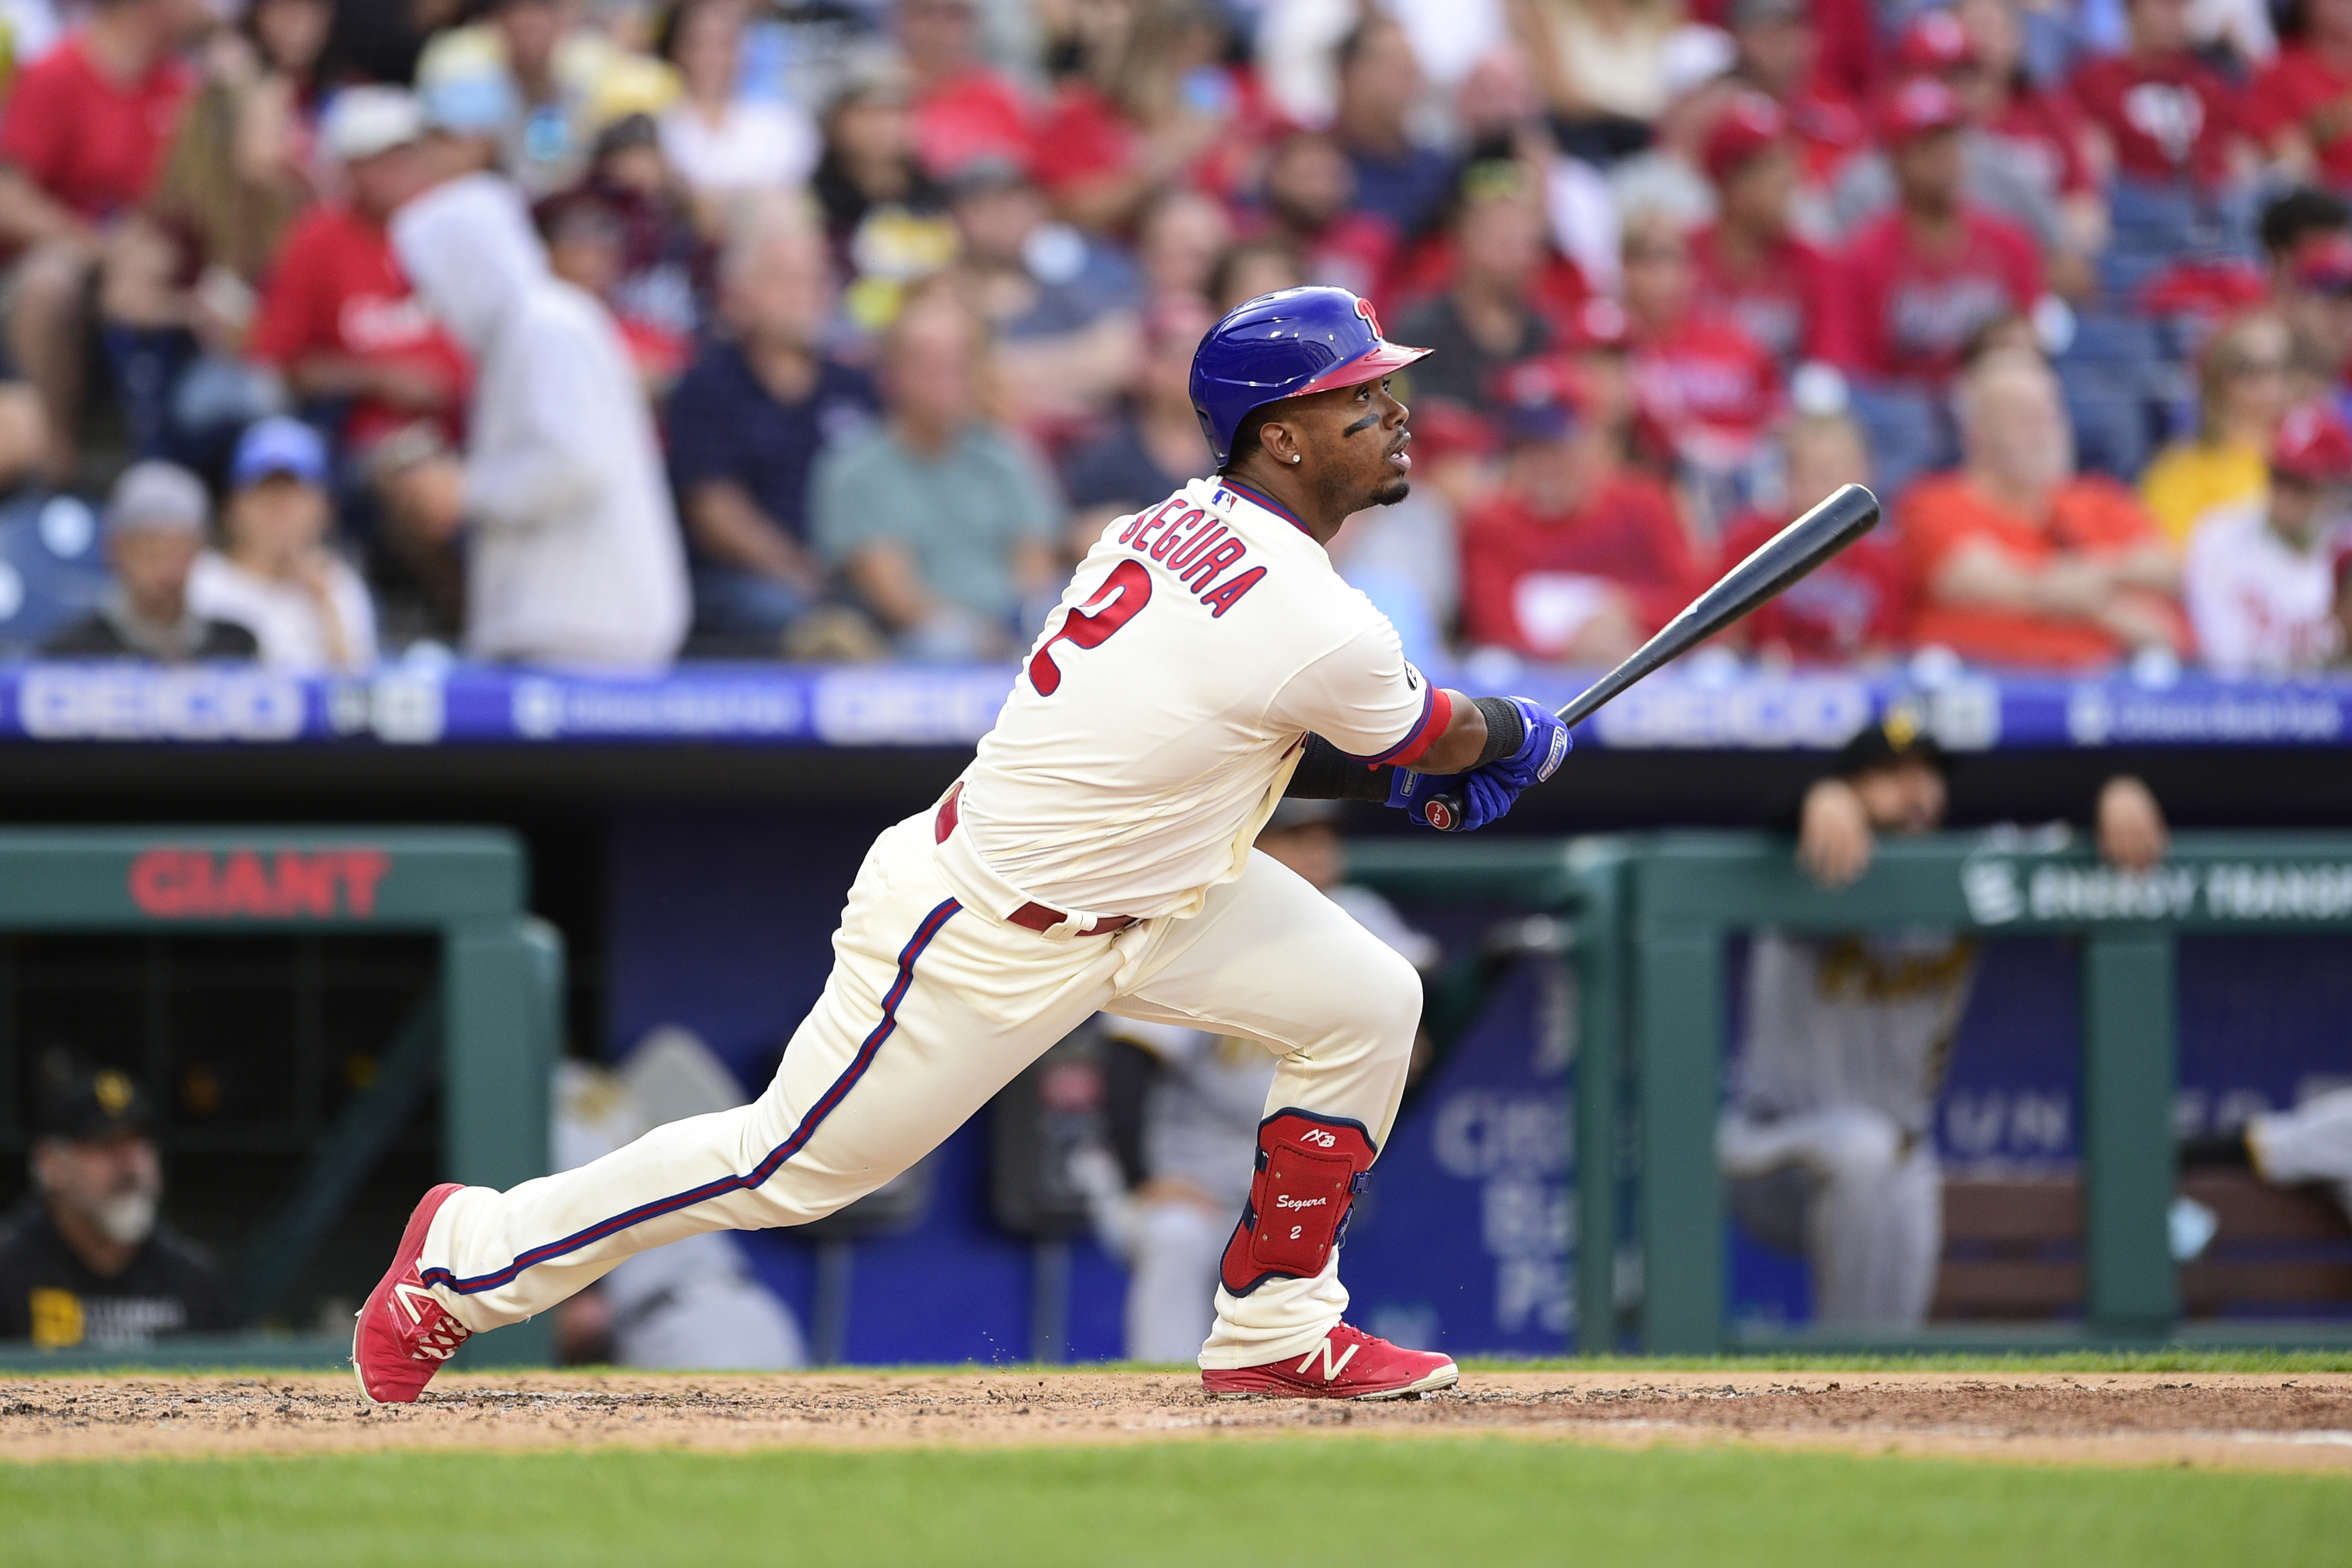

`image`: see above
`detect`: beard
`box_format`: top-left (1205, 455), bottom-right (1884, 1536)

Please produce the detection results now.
top-left (1367, 474), bottom-right (1411, 508)
top-left (90, 1186), bottom-right (160, 1247)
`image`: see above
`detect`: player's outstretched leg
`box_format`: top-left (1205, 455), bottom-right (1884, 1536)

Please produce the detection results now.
top-left (354, 810), bottom-right (1127, 1402)
top-left (1111, 849), bottom-right (1455, 1400)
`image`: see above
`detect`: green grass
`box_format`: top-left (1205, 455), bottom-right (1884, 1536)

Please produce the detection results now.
top-left (2, 1441), bottom-right (2346, 1567)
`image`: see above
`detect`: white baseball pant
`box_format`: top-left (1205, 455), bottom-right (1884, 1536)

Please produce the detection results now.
top-left (1719, 1105), bottom-right (1943, 1326)
top-left (419, 806), bottom-right (1423, 1368)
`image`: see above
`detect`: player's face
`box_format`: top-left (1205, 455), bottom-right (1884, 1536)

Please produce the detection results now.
top-left (1852, 757), bottom-right (1947, 835)
top-left (1290, 375), bottom-right (1414, 511)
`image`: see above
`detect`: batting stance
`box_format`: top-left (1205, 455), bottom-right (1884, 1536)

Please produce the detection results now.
top-left (354, 286), bottom-right (1571, 1403)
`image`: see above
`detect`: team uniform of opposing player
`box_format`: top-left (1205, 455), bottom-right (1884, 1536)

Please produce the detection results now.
top-left (354, 286), bottom-right (1571, 1403)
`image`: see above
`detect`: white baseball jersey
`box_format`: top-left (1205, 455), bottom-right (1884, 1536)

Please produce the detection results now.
top-left (955, 477), bottom-right (1446, 922)
top-left (2184, 504), bottom-right (2344, 676)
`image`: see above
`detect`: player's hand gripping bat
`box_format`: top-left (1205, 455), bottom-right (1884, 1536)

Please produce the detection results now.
top-left (1420, 482), bottom-right (1882, 831)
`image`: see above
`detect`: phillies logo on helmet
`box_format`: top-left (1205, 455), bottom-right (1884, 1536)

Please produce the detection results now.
top-left (1354, 296), bottom-right (1382, 336)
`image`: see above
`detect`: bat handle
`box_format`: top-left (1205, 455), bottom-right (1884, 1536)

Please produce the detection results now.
top-left (1420, 789), bottom-right (1467, 833)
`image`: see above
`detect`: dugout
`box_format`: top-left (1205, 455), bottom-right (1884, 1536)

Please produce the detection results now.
top-left (1347, 831), bottom-right (2352, 1356)
top-left (0, 828), bottom-right (561, 1368)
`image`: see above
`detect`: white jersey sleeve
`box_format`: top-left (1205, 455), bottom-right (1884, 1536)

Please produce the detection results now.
top-left (1263, 620), bottom-right (1448, 765)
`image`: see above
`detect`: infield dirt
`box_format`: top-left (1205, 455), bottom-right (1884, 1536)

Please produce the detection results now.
top-left (5, 1370), bottom-right (2351, 1472)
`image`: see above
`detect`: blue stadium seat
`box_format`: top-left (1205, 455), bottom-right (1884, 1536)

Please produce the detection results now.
top-left (0, 493), bottom-right (111, 656)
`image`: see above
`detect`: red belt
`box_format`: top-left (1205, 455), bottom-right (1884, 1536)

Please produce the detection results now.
top-left (935, 785), bottom-right (1137, 936)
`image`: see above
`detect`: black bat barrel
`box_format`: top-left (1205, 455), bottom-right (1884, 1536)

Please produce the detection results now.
top-left (1418, 483), bottom-right (1880, 832)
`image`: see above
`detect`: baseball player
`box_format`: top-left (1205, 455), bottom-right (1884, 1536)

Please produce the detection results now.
top-left (1720, 717), bottom-right (2169, 1324)
top-left (354, 286), bottom-right (1573, 1403)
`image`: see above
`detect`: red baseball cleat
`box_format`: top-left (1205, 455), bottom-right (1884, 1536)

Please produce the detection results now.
top-left (1201, 1322), bottom-right (1458, 1401)
top-left (353, 1182), bottom-right (473, 1405)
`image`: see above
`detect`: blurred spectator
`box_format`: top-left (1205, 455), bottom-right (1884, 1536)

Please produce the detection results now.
top-left (0, 1056), bottom-right (231, 1347)
top-left (1899, 350), bottom-right (2185, 668)
top-left (1459, 357), bottom-right (1703, 659)
top-left (1605, 24), bottom-right (1741, 238)
top-left (1031, 0), bottom-right (1252, 235)
top-left (1205, 235), bottom-right (1305, 314)
top-left (809, 54), bottom-right (955, 328)
top-left (248, 88), bottom-right (463, 470)
top-left (811, 280), bottom-right (1061, 660)
top-left (414, 0), bottom-right (677, 199)
top-left (1394, 160), bottom-right (1556, 413)
top-left (2252, 0), bottom-right (2352, 189)
top-left (545, 114), bottom-right (711, 344)
top-left (0, 0), bottom-right (207, 483)
top-left (900, 0), bottom-right (1034, 181)
top-left (101, 0), bottom-right (332, 463)
top-left (1721, 721), bottom-right (2171, 1327)
top-left (43, 460), bottom-right (258, 660)
top-left (2185, 402), bottom-right (2352, 674)
top-left (1718, 411), bottom-right (1910, 662)
top-left (2071, 0), bottom-right (2253, 193)
top-left (655, 0), bottom-right (818, 238)
top-left (388, 173), bottom-right (689, 669)
top-left (1620, 207), bottom-right (1780, 533)
top-left (1133, 185), bottom-right (1229, 305)
top-left (948, 156), bottom-right (1141, 429)
top-left (1245, 129), bottom-right (1397, 302)
top-left (1690, 90), bottom-right (1831, 368)
top-left (665, 210), bottom-right (883, 659)
top-left (1510, 0), bottom-right (1681, 161)
top-left (2139, 309), bottom-right (2291, 544)
top-left (188, 416), bottom-right (376, 673)
top-left (1062, 293), bottom-right (1215, 554)
top-left (541, 193), bottom-right (689, 395)
top-left (1824, 77), bottom-right (2043, 492)
top-left (1332, 15), bottom-right (1457, 239)
top-left (1727, 0), bottom-right (1866, 188)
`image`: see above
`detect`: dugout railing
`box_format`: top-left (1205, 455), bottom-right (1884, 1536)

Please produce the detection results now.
top-left (0, 827), bottom-right (561, 1369)
top-left (1347, 830), bottom-right (2352, 1355)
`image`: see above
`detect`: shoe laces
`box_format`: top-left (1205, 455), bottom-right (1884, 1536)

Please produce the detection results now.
top-left (412, 1309), bottom-right (472, 1362)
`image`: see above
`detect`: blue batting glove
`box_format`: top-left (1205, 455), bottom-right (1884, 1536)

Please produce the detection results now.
top-left (1387, 765), bottom-right (1519, 832)
top-left (1483, 697), bottom-right (1572, 791)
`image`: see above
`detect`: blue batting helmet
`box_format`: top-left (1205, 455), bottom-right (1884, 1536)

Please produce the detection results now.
top-left (1189, 286), bottom-right (1432, 467)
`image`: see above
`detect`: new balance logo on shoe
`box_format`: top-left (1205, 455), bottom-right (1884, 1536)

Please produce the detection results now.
top-left (393, 1281), bottom-right (436, 1326)
top-left (1295, 1338), bottom-right (1360, 1382)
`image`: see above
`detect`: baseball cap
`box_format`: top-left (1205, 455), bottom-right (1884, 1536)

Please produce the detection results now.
top-left (1833, 705), bottom-right (1947, 780)
top-left (1895, 9), bottom-right (1978, 73)
top-left (2271, 402), bottom-right (2352, 485)
top-left (1882, 76), bottom-right (1968, 143)
top-left (1493, 356), bottom-right (1588, 444)
top-left (231, 417), bottom-right (330, 490)
top-left (323, 85), bottom-right (425, 163)
top-left (421, 67), bottom-right (518, 136)
top-left (104, 460), bottom-right (209, 537)
top-left (36, 1053), bottom-right (151, 1141)
top-left (1703, 91), bottom-right (1791, 184)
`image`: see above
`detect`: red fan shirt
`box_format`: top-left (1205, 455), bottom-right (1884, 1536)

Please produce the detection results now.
top-left (1717, 508), bottom-right (1911, 659)
top-left (0, 34), bottom-right (192, 227)
top-left (1459, 472), bottom-right (1705, 656)
top-left (1687, 224), bottom-right (1834, 367)
top-left (2070, 52), bottom-right (2245, 186)
top-left (1982, 87), bottom-right (2096, 197)
top-left (1630, 312), bottom-right (1782, 462)
top-left (2250, 44), bottom-right (2352, 188)
top-left (248, 205), bottom-right (470, 449)
top-left (908, 67), bottom-right (1035, 180)
top-left (1820, 207), bottom-right (2044, 384)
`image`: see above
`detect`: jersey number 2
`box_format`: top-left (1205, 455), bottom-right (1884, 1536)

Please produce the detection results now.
top-left (1028, 559), bottom-right (1152, 696)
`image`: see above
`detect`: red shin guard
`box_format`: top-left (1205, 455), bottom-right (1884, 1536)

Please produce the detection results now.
top-left (1219, 1110), bottom-right (1376, 1296)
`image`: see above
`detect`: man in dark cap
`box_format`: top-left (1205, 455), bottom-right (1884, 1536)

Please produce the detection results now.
top-left (0, 1055), bottom-right (231, 1347)
top-left (1717, 716), bottom-right (2168, 1327)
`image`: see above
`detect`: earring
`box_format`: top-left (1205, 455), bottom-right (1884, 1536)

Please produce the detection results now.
top-left (1290, 454), bottom-right (1302, 463)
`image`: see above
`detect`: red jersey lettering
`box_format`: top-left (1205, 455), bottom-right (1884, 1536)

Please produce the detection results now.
top-left (1199, 565), bottom-right (1267, 618)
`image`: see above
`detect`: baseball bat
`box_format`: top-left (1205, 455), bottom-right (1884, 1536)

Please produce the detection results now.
top-left (1420, 482), bottom-right (1881, 831)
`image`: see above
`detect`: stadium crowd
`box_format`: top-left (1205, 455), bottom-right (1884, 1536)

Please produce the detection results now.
top-left (1, 0), bottom-right (2351, 676)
